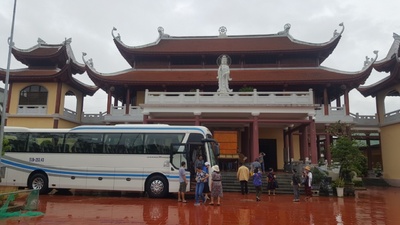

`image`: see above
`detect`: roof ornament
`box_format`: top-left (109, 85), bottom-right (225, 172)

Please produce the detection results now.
top-left (216, 54), bottom-right (232, 93)
top-left (218, 26), bottom-right (227, 38)
top-left (64, 38), bottom-right (72, 45)
top-left (82, 52), bottom-right (94, 68)
top-left (363, 50), bottom-right (379, 69)
top-left (332, 22), bottom-right (345, 39)
top-left (278, 23), bottom-right (291, 35)
top-left (37, 38), bottom-right (46, 45)
top-left (158, 27), bottom-right (170, 38)
top-left (393, 32), bottom-right (400, 40)
top-left (111, 27), bottom-right (121, 40)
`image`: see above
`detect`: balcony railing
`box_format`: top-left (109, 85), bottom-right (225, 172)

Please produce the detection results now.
top-left (17, 105), bottom-right (47, 114)
top-left (144, 89), bottom-right (314, 105)
top-left (350, 113), bottom-right (379, 126)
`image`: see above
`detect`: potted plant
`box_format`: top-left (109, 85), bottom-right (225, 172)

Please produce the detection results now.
top-left (334, 178), bottom-right (345, 197)
top-left (328, 121), bottom-right (367, 196)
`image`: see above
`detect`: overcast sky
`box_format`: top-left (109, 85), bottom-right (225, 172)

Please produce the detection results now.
top-left (1, 0), bottom-right (400, 115)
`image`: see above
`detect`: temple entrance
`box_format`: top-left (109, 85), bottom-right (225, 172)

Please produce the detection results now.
top-left (259, 139), bottom-right (277, 171)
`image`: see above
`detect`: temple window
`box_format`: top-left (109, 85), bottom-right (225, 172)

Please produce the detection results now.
top-left (19, 85), bottom-right (48, 105)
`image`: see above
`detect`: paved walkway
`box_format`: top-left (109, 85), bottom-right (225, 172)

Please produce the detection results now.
top-left (1, 186), bottom-right (399, 224)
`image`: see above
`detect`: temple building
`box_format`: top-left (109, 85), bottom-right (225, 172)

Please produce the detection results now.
top-left (0, 24), bottom-right (385, 176)
top-left (0, 38), bottom-right (98, 128)
top-left (82, 23), bottom-right (377, 171)
top-left (358, 33), bottom-right (400, 186)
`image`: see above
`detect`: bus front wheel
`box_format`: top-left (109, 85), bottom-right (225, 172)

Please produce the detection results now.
top-left (28, 173), bottom-right (51, 194)
top-left (146, 175), bottom-right (168, 198)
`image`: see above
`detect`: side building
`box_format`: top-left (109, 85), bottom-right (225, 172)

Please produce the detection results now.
top-left (0, 38), bottom-right (98, 128)
top-left (358, 33), bottom-right (400, 187)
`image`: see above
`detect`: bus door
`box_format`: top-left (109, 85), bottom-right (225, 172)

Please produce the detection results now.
top-left (170, 143), bottom-right (190, 191)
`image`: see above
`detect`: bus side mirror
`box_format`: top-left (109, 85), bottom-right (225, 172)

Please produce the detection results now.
top-left (214, 144), bottom-right (220, 157)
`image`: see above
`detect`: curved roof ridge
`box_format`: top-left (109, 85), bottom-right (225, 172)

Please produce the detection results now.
top-left (12, 38), bottom-right (65, 52)
top-left (112, 23), bottom-right (345, 49)
top-left (112, 26), bottom-right (164, 49)
top-left (286, 22), bottom-right (345, 47)
top-left (374, 33), bottom-right (400, 64)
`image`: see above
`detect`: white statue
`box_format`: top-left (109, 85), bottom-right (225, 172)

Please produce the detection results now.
top-left (217, 55), bottom-right (232, 93)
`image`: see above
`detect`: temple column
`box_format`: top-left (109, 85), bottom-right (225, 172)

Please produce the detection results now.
top-left (251, 112), bottom-right (259, 162)
top-left (107, 88), bottom-right (112, 114)
top-left (324, 87), bottom-right (329, 115)
top-left (283, 128), bottom-right (289, 163)
top-left (289, 127), bottom-right (294, 162)
top-left (344, 88), bottom-right (350, 115)
top-left (309, 116), bottom-right (318, 164)
top-left (125, 88), bottom-right (131, 115)
top-left (55, 82), bottom-right (62, 114)
top-left (336, 94), bottom-right (341, 107)
top-left (301, 126), bottom-right (308, 161)
top-left (325, 125), bottom-right (332, 165)
top-left (143, 114), bottom-right (149, 124)
top-left (194, 112), bottom-right (201, 126)
top-left (53, 82), bottom-right (62, 128)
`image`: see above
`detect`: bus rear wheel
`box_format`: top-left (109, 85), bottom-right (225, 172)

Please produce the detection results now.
top-left (28, 173), bottom-right (51, 194)
top-left (146, 175), bottom-right (168, 198)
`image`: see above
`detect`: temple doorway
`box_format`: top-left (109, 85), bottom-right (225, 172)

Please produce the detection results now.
top-left (259, 139), bottom-right (277, 171)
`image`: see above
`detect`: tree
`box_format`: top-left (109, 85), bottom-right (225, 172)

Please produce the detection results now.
top-left (328, 121), bottom-right (367, 182)
top-left (331, 137), bottom-right (366, 182)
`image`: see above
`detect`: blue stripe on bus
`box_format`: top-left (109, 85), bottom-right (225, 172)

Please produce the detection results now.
top-left (2, 159), bottom-right (184, 179)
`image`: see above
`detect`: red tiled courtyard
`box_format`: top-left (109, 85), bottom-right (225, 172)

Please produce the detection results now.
top-left (1, 187), bottom-right (399, 225)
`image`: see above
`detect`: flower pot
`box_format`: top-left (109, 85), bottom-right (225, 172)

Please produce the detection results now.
top-left (336, 187), bottom-right (344, 197)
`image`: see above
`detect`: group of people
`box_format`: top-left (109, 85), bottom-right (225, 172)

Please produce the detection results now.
top-left (291, 165), bottom-right (313, 202)
top-left (237, 160), bottom-right (278, 201)
top-left (178, 152), bottom-right (313, 205)
top-left (178, 157), bottom-right (223, 206)
top-left (237, 152), bottom-right (313, 202)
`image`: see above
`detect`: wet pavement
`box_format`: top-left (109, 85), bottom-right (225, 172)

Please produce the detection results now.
top-left (1, 187), bottom-right (400, 225)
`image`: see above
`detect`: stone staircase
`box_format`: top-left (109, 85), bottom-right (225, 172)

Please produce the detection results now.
top-left (221, 171), bottom-right (295, 194)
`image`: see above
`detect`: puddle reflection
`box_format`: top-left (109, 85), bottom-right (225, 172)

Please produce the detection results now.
top-left (1, 187), bottom-right (399, 224)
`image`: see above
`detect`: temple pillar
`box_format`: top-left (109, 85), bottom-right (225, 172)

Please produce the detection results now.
top-left (107, 88), bottom-right (112, 114)
top-left (301, 126), bottom-right (308, 161)
top-left (283, 128), bottom-right (289, 163)
top-left (251, 113), bottom-right (259, 162)
top-left (344, 88), bottom-right (350, 115)
top-left (143, 114), bottom-right (149, 124)
top-left (309, 116), bottom-right (317, 164)
top-left (289, 127), bottom-right (294, 161)
top-left (324, 87), bottom-right (329, 115)
top-left (125, 88), bottom-right (131, 115)
top-left (194, 112), bottom-right (201, 126)
top-left (55, 82), bottom-right (62, 114)
top-left (325, 125), bottom-right (332, 165)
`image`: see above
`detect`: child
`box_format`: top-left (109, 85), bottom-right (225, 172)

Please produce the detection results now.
top-left (267, 168), bottom-right (277, 195)
top-left (253, 168), bottom-right (262, 201)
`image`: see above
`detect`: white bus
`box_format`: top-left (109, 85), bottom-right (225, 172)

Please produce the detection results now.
top-left (0, 124), bottom-right (220, 198)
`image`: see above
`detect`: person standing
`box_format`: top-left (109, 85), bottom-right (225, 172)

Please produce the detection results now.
top-left (291, 168), bottom-right (301, 202)
top-left (203, 162), bottom-right (211, 203)
top-left (237, 162), bottom-right (250, 195)
top-left (250, 158), bottom-right (261, 175)
top-left (267, 168), bottom-right (277, 196)
top-left (194, 165), bottom-right (208, 206)
top-left (303, 166), bottom-right (313, 201)
top-left (253, 168), bottom-right (262, 201)
top-left (258, 152), bottom-right (266, 172)
top-left (209, 165), bottom-right (223, 206)
top-left (178, 161), bottom-right (188, 203)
